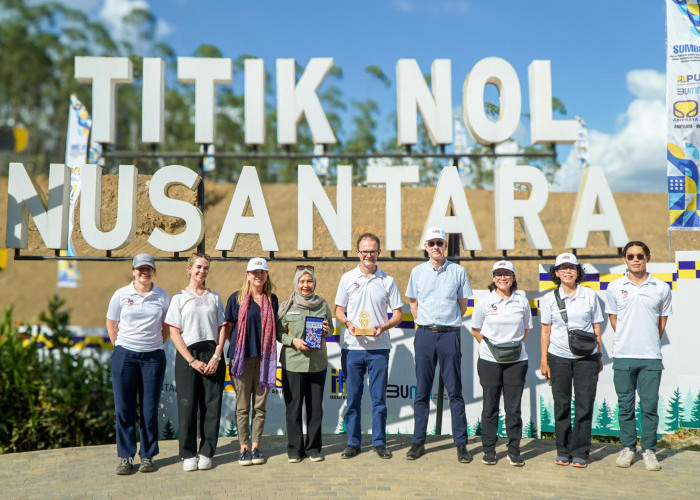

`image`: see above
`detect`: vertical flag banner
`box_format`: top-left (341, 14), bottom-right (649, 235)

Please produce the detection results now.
top-left (201, 144), bottom-right (216, 172)
top-left (453, 117), bottom-right (469, 173)
top-left (58, 94), bottom-right (92, 288)
top-left (667, 0), bottom-right (700, 229)
top-left (575, 116), bottom-right (590, 169)
top-left (312, 144), bottom-right (329, 176)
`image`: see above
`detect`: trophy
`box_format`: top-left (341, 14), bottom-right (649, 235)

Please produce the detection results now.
top-left (354, 310), bottom-right (374, 336)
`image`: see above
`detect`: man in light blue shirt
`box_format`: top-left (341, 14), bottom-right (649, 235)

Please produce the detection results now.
top-left (404, 227), bottom-right (473, 463)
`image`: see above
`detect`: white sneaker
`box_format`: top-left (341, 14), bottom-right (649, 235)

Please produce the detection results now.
top-left (615, 447), bottom-right (636, 468)
top-left (642, 450), bottom-right (661, 471)
top-left (183, 457), bottom-right (198, 472)
top-left (197, 455), bottom-right (212, 470)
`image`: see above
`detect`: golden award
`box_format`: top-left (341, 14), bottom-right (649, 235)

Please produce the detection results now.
top-left (354, 310), bottom-right (374, 335)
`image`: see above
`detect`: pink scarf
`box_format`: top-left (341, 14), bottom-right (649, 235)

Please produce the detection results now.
top-left (231, 292), bottom-right (277, 389)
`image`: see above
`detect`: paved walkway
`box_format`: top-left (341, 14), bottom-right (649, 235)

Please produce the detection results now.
top-left (2, 436), bottom-right (699, 499)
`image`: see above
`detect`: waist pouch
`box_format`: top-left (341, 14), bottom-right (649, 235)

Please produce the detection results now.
top-left (484, 337), bottom-right (522, 363)
top-left (568, 329), bottom-right (597, 356)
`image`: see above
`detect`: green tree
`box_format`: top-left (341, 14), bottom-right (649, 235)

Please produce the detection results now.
top-left (224, 419), bottom-right (237, 438)
top-left (523, 420), bottom-right (537, 438)
top-left (636, 401), bottom-right (643, 435)
top-left (497, 409), bottom-right (506, 437)
top-left (665, 387), bottom-right (685, 432)
top-left (162, 419), bottom-right (176, 440)
top-left (690, 391), bottom-right (700, 428)
top-left (594, 399), bottom-right (614, 435)
top-left (540, 396), bottom-right (554, 432)
top-left (472, 419), bottom-right (482, 436)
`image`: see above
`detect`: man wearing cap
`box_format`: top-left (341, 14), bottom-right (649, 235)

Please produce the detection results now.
top-left (605, 241), bottom-right (672, 471)
top-left (335, 232), bottom-right (404, 459)
top-left (404, 227), bottom-right (473, 463)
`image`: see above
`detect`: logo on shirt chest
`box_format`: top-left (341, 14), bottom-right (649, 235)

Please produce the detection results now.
top-left (490, 304), bottom-right (498, 312)
top-left (620, 290), bottom-right (629, 300)
top-left (126, 298), bottom-right (135, 307)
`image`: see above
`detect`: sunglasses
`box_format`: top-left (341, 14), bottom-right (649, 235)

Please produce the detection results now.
top-left (296, 265), bottom-right (315, 271)
top-left (427, 240), bottom-right (445, 247)
top-left (625, 253), bottom-right (646, 261)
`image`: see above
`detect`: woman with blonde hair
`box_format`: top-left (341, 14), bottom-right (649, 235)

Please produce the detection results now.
top-left (164, 253), bottom-right (227, 472)
top-left (225, 258), bottom-right (282, 466)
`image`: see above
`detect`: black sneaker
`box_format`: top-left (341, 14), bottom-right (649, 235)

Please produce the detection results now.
top-left (406, 444), bottom-right (426, 460)
top-left (116, 457), bottom-right (133, 475)
top-left (138, 457), bottom-right (156, 473)
top-left (341, 445), bottom-right (361, 459)
top-left (238, 449), bottom-right (253, 466)
top-left (251, 448), bottom-right (265, 465)
top-left (373, 445), bottom-right (392, 459)
top-left (508, 454), bottom-right (525, 467)
top-left (457, 444), bottom-right (473, 463)
top-left (481, 451), bottom-right (497, 465)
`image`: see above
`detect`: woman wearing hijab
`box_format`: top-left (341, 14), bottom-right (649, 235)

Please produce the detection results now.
top-left (277, 265), bottom-right (333, 463)
top-left (225, 258), bottom-right (282, 466)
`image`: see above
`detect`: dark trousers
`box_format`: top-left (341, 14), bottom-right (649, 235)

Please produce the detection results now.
top-left (477, 358), bottom-right (527, 456)
top-left (111, 346), bottom-right (166, 459)
top-left (174, 341), bottom-right (225, 459)
top-left (412, 327), bottom-right (467, 446)
top-left (613, 358), bottom-right (663, 451)
top-left (341, 348), bottom-right (390, 447)
top-left (548, 353), bottom-right (599, 459)
top-left (282, 368), bottom-right (326, 457)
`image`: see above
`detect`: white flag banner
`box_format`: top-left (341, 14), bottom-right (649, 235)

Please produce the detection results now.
top-left (312, 144), bottom-right (329, 176)
top-left (666, 0), bottom-right (700, 229)
top-left (58, 94), bottom-right (92, 288)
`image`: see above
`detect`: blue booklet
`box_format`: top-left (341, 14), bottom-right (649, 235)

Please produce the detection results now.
top-left (304, 316), bottom-right (325, 350)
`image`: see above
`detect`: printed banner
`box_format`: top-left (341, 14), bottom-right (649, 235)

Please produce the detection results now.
top-left (666, 0), bottom-right (700, 229)
top-left (58, 94), bottom-right (92, 288)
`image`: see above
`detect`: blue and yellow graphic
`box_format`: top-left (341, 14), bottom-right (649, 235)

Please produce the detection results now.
top-left (673, 0), bottom-right (700, 36)
top-left (667, 142), bottom-right (700, 228)
top-left (330, 368), bottom-right (346, 395)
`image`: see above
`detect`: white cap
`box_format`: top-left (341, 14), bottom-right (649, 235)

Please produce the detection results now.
top-left (425, 227), bottom-right (446, 242)
top-left (246, 257), bottom-right (269, 272)
top-left (491, 260), bottom-right (515, 274)
top-left (554, 253), bottom-right (578, 267)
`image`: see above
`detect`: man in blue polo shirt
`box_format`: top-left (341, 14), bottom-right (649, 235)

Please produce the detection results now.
top-left (404, 227), bottom-right (473, 463)
top-left (605, 240), bottom-right (672, 471)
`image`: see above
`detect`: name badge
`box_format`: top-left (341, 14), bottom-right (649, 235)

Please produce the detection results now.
top-left (286, 311), bottom-right (301, 315)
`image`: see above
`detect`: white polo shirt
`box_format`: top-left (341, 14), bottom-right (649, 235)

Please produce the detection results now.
top-left (605, 273), bottom-right (672, 359)
top-left (164, 289), bottom-right (226, 347)
top-left (540, 285), bottom-right (603, 359)
top-left (334, 265), bottom-right (403, 351)
top-left (471, 290), bottom-right (532, 363)
top-left (106, 283), bottom-right (170, 352)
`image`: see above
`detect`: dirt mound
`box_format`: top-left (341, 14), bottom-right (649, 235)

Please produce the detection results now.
top-left (1, 174), bottom-right (698, 326)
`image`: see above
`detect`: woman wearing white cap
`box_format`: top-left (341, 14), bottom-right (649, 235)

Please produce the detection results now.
top-left (107, 253), bottom-right (170, 475)
top-left (471, 260), bottom-right (532, 467)
top-left (165, 253), bottom-right (227, 472)
top-left (225, 257), bottom-right (282, 466)
top-left (539, 253), bottom-right (603, 468)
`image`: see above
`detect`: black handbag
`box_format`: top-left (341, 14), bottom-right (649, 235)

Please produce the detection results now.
top-left (553, 289), bottom-right (598, 356)
top-left (484, 337), bottom-right (522, 363)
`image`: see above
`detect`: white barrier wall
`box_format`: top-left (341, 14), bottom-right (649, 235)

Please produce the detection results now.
top-left (50, 251), bottom-right (700, 440)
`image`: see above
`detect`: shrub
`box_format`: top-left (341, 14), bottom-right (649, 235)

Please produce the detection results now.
top-left (0, 296), bottom-right (115, 453)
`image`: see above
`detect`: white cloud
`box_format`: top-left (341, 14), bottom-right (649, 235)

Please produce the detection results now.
top-left (553, 69), bottom-right (666, 193)
top-left (392, 0), bottom-right (470, 16)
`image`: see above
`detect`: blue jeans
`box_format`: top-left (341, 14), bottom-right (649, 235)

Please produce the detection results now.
top-left (341, 348), bottom-right (390, 447)
top-left (412, 327), bottom-right (467, 446)
top-left (111, 345), bottom-right (166, 459)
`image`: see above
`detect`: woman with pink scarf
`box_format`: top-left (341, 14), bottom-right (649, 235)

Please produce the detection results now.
top-left (225, 258), bottom-right (282, 466)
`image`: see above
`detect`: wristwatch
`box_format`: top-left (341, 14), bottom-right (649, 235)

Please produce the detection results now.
top-left (212, 353), bottom-right (222, 361)
top-left (597, 352), bottom-right (603, 358)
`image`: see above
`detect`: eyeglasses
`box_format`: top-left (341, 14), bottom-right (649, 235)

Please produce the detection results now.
top-left (296, 265), bottom-right (315, 271)
top-left (625, 253), bottom-right (646, 261)
top-left (427, 240), bottom-right (445, 247)
top-left (493, 273), bottom-right (513, 279)
top-left (358, 250), bottom-right (379, 257)
top-left (556, 264), bottom-right (577, 271)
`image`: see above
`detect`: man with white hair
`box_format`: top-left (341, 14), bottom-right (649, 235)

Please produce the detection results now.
top-left (405, 227), bottom-right (473, 463)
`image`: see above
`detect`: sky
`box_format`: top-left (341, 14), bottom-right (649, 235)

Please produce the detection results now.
top-left (73, 0), bottom-right (668, 192)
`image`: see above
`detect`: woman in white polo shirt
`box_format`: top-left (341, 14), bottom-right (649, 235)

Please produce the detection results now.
top-left (539, 253), bottom-right (603, 469)
top-left (471, 261), bottom-right (531, 467)
top-left (106, 254), bottom-right (170, 475)
top-left (164, 253), bottom-right (227, 472)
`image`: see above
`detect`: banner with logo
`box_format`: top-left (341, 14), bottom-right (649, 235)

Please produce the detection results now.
top-left (667, 0), bottom-right (700, 229)
top-left (57, 95), bottom-right (92, 288)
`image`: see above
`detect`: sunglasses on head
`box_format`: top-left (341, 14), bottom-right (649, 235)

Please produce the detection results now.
top-left (625, 253), bottom-right (646, 261)
top-left (296, 265), bottom-right (315, 271)
top-left (427, 240), bottom-right (445, 247)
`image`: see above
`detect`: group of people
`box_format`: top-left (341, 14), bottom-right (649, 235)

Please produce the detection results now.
top-left (106, 231), bottom-right (671, 474)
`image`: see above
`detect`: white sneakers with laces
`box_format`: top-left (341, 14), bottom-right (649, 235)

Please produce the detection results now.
top-left (642, 449), bottom-right (661, 471)
top-left (182, 456), bottom-right (198, 472)
top-left (615, 447), bottom-right (636, 468)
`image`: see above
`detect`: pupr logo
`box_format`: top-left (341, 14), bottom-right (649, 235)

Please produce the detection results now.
top-left (126, 298), bottom-right (134, 306)
top-left (490, 304), bottom-right (498, 311)
top-left (620, 290), bottom-right (629, 299)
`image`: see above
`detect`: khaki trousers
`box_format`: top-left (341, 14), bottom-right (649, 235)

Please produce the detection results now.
top-left (232, 357), bottom-right (269, 445)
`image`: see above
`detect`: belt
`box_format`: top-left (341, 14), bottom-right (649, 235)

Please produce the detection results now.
top-left (417, 324), bottom-right (460, 332)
